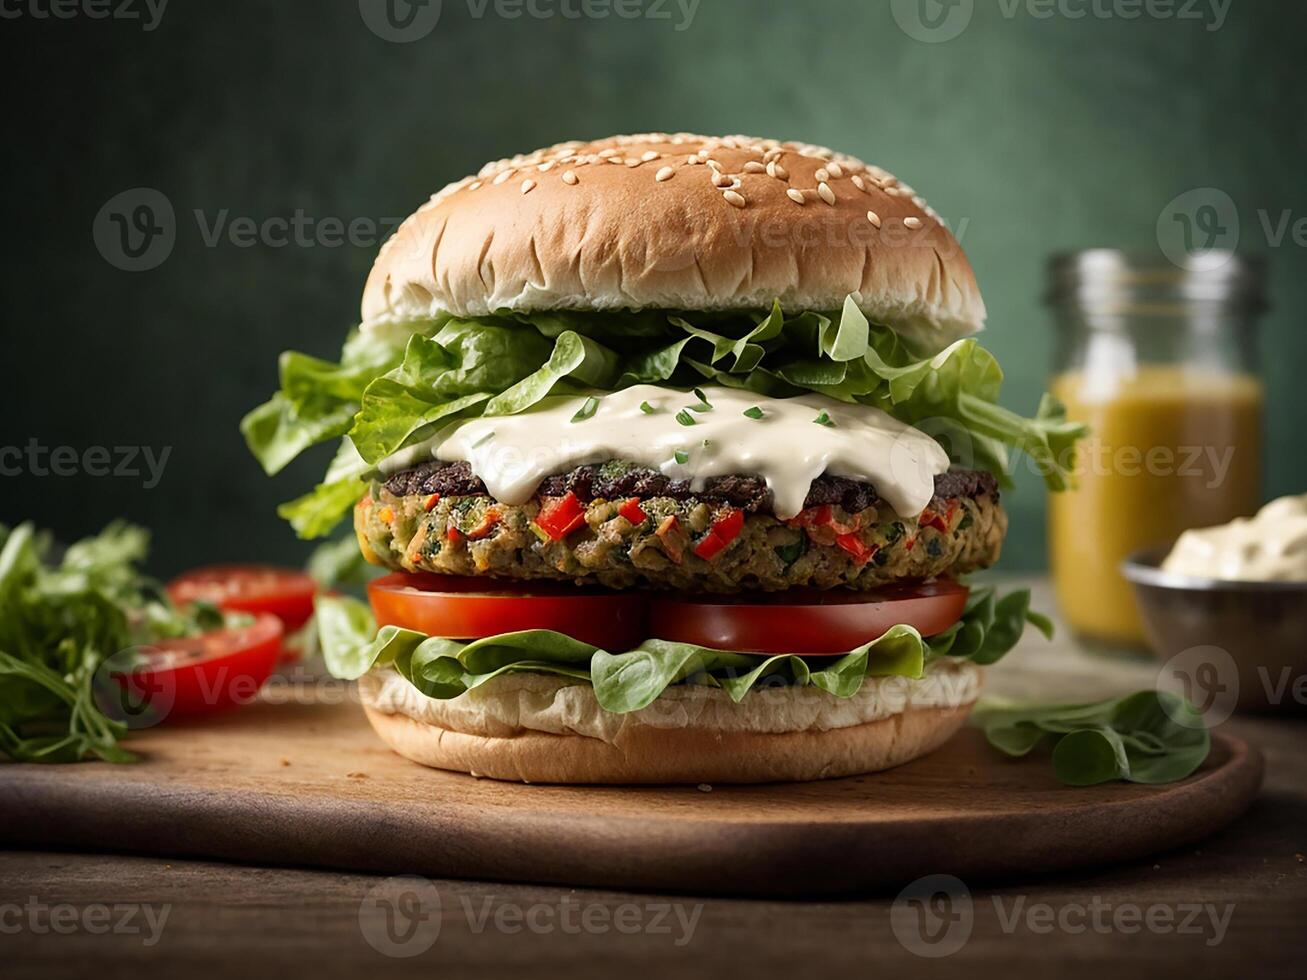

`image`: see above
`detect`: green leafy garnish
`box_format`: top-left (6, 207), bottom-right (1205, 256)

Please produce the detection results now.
top-left (813, 410), bottom-right (834, 427)
top-left (675, 409), bottom-right (696, 427)
top-left (743, 406), bottom-right (765, 420)
top-left (0, 522), bottom-right (215, 763)
top-left (244, 299), bottom-right (1086, 538)
top-left (571, 396), bottom-right (600, 423)
top-left (316, 586), bottom-right (1042, 714)
top-left (640, 401), bottom-right (657, 414)
top-left (973, 691), bottom-right (1211, 786)
top-left (673, 449), bottom-right (690, 465)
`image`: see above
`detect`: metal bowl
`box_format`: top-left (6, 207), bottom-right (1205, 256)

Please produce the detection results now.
top-left (1122, 545), bottom-right (1307, 714)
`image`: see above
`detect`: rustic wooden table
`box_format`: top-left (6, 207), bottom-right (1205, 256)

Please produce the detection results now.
top-left (4, 580), bottom-right (1305, 978)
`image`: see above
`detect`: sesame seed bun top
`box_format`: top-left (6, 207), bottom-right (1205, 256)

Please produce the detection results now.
top-left (361, 133), bottom-right (985, 351)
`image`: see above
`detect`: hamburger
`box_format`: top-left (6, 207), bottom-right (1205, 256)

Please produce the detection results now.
top-left (245, 133), bottom-right (1081, 783)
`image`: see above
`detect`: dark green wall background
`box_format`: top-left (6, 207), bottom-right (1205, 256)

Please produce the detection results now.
top-left (2, 0), bottom-right (1304, 574)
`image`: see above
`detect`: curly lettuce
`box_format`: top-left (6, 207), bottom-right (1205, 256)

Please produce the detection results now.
top-left (244, 301), bottom-right (1086, 538)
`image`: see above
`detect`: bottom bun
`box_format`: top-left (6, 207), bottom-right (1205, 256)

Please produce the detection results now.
top-left (359, 664), bottom-right (979, 784)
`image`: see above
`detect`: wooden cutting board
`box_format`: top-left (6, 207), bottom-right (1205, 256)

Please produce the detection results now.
top-left (0, 691), bottom-right (1262, 897)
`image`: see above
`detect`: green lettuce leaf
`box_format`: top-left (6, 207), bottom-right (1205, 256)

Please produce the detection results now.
top-left (315, 586), bottom-right (1036, 714)
top-left (246, 299), bottom-right (1087, 537)
top-left (972, 691), bottom-right (1211, 785)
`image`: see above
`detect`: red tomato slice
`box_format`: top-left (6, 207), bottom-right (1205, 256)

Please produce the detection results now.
top-left (168, 564), bottom-right (317, 632)
top-left (367, 573), bottom-right (648, 651)
top-left (108, 614), bottom-right (284, 723)
top-left (649, 580), bottom-right (969, 655)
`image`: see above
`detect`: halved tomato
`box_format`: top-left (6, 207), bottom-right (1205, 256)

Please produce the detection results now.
top-left (106, 613), bottom-right (284, 723)
top-left (168, 564), bottom-right (317, 632)
top-left (648, 580), bottom-right (969, 655)
top-left (368, 572), bottom-right (648, 650)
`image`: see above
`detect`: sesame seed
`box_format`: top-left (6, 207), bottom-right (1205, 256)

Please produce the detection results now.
top-left (723, 190), bottom-right (746, 208)
top-left (904, 216), bottom-right (923, 229)
top-left (707, 159), bottom-right (722, 171)
top-left (827, 162), bottom-right (844, 179)
top-left (851, 175), bottom-right (866, 192)
top-left (786, 188), bottom-right (806, 205)
top-left (656, 166), bottom-right (675, 182)
top-left (912, 195), bottom-right (927, 209)
top-left (539, 161), bottom-right (556, 172)
top-left (815, 167), bottom-right (831, 183)
top-left (492, 170), bottom-right (514, 185)
top-left (608, 156), bottom-right (625, 165)
top-left (866, 210), bottom-right (881, 227)
top-left (685, 155), bottom-right (701, 165)
top-left (626, 159), bottom-right (641, 167)
top-left (818, 182), bottom-right (836, 205)
top-left (641, 150), bottom-right (659, 162)
top-left (468, 181), bottom-right (482, 191)
top-left (597, 148), bottom-right (618, 158)
top-left (773, 164), bottom-right (789, 180)
top-left (884, 186), bottom-right (904, 197)
top-left (521, 179), bottom-right (537, 194)
top-left (712, 171), bottom-right (732, 187)
top-left (744, 161), bottom-right (766, 173)
top-left (562, 170), bottom-right (578, 185)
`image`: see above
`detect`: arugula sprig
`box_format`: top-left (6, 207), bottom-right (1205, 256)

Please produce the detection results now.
top-left (0, 522), bottom-right (209, 764)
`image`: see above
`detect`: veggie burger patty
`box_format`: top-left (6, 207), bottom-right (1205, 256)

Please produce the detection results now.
top-left (357, 460), bottom-right (1006, 592)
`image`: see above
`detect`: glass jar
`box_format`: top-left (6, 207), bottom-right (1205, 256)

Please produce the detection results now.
top-left (1046, 250), bottom-right (1266, 649)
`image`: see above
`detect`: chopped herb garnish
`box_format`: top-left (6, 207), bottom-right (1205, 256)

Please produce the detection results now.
top-left (743, 406), bottom-right (765, 420)
top-left (640, 401), bottom-right (657, 415)
top-left (675, 409), bottom-right (696, 427)
top-left (571, 396), bottom-right (600, 423)
top-left (813, 411), bottom-right (834, 427)
top-left (673, 449), bottom-right (689, 465)
top-left (690, 388), bottom-right (713, 412)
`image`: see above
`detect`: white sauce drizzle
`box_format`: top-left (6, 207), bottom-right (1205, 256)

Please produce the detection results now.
top-left (1162, 494), bottom-right (1307, 582)
top-left (378, 384), bottom-right (950, 520)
